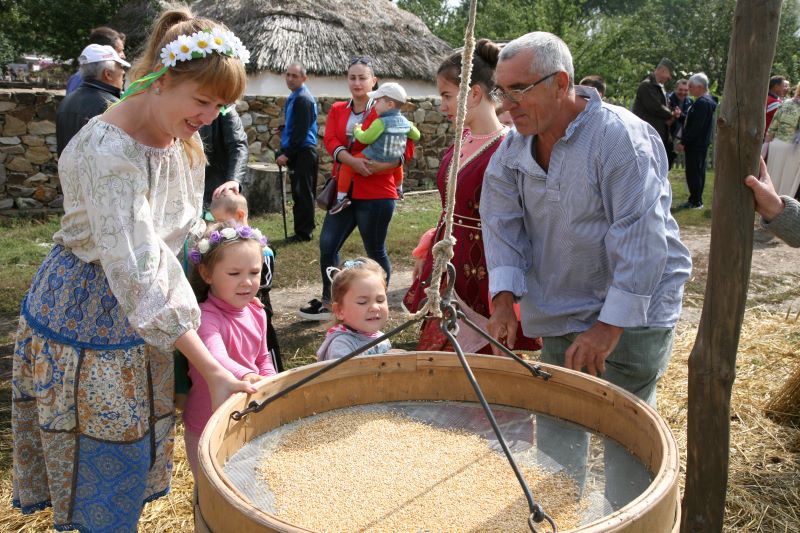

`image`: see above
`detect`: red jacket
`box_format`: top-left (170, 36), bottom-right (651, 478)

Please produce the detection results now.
top-left (324, 100), bottom-right (415, 200)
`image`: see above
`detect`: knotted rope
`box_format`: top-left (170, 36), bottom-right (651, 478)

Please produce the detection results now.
top-left (408, 0), bottom-right (478, 320)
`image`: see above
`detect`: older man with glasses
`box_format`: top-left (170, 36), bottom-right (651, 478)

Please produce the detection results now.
top-left (482, 31), bottom-right (692, 407)
top-left (480, 31), bottom-right (693, 506)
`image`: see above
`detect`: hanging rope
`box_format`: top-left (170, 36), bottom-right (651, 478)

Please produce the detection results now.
top-left (232, 1), bottom-right (556, 529)
top-left (407, 0), bottom-right (478, 321)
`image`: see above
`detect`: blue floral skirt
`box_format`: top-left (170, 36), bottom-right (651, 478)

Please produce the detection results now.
top-left (12, 245), bottom-right (175, 533)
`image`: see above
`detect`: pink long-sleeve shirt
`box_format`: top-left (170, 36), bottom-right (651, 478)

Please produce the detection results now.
top-left (183, 292), bottom-right (276, 434)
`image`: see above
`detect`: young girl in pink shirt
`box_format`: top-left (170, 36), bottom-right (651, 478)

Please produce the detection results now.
top-left (184, 222), bottom-right (277, 479)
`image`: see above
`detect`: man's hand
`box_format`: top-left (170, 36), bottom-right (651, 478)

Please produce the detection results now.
top-left (564, 321), bottom-right (623, 377)
top-left (276, 154), bottom-right (289, 167)
top-left (212, 180), bottom-right (240, 199)
top-left (745, 157), bottom-right (785, 221)
top-left (487, 291), bottom-right (518, 356)
top-left (675, 142), bottom-right (685, 153)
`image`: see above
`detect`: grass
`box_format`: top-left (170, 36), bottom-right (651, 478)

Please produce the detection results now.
top-left (667, 167), bottom-right (715, 227)
top-left (251, 192), bottom-right (442, 290)
top-left (0, 215), bottom-right (60, 318)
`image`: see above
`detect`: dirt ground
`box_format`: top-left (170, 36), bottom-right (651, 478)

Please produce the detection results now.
top-left (269, 226), bottom-right (800, 336)
top-left (1, 225), bottom-right (797, 373)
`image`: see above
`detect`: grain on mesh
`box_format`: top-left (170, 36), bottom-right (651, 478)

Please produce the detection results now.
top-left (257, 409), bottom-right (582, 532)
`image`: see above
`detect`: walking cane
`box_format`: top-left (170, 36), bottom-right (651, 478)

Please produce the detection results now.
top-left (274, 150), bottom-right (289, 240)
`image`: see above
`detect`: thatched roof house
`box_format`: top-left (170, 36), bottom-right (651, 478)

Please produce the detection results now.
top-left (192, 0), bottom-right (452, 96)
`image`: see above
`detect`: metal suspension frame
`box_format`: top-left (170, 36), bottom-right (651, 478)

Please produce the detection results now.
top-left (231, 263), bottom-right (557, 531)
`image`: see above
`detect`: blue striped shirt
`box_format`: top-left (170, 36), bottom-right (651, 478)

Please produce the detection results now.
top-left (480, 86), bottom-right (692, 337)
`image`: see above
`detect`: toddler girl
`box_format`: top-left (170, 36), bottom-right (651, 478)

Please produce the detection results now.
top-left (317, 258), bottom-right (392, 361)
top-left (184, 222), bottom-right (277, 479)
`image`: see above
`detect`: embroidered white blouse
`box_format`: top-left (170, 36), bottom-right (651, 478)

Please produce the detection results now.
top-left (55, 116), bottom-right (205, 350)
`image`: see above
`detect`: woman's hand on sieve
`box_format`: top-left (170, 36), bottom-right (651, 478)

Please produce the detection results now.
top-left (210, 372), bottom-right (257, 411)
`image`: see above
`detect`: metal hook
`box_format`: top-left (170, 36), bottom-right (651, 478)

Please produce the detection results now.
top-left (528, 509), bottom-right (557, 532)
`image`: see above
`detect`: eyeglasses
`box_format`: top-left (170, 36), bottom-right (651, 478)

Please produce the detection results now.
top-left (349, 56), bottom-right (373, 67)
top-left (490, 71), bottom-right (559, 104)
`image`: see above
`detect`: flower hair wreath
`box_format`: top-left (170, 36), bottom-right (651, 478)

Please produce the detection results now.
top-left (189, 225), bottom-right (267, 265)
top-left (160, 28), bottom-right (250, 68)
top-left (116, 28), bottom-right (250, 113)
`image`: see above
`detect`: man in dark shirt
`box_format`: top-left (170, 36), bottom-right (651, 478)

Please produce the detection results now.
top-left (276, 62), bottom-right (318, 243)
top-left (56, 44), bottom-right (129, 155)
top-left (676, 73), bottom-right (717, 209)
top-left (633, 58), bottom-right (681, 154)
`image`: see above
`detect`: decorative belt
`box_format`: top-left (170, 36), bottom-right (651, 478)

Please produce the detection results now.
top-left (451, 213), bottom-right (482, 230)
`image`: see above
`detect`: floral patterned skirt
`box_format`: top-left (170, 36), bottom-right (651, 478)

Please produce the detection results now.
top-left (12, 245), bottom-right (175, 532)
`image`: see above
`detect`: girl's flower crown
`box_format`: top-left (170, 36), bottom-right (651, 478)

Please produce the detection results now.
top-left (189, 225), bottom-right (267, 265)
top-left (116, 28), bottom-right (250, 113)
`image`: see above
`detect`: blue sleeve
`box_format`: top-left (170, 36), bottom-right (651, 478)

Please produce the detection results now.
top-left (597, 123), bottom-right (671, 327)
top-left (283, 94), bottom-right (316, 160)
top-left (479, 137), bottom-right (531, 300)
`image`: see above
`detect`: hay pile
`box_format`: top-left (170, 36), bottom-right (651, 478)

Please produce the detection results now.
top-left (658, 309), bottom-right (800, 530)
top-left (1, 310), bottom-right (798, 532)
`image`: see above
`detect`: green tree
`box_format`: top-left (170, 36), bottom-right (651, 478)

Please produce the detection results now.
top-left (0, 0), bottom-right (127, 61)
top-left (400, 0), bottom-right (800, 99)
top-left (772, 0), bottom-right (800, 84)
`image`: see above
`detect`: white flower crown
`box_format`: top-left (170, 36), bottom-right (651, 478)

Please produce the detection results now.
top-left (159, 28), bottom-right (250, 68)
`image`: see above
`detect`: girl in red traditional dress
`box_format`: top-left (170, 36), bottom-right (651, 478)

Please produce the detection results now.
top-left (403, 40), bottom-right (541, 354)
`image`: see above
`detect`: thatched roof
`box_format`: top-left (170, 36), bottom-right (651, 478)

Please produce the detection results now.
top-left (192, 0), bottom-right (452, 81)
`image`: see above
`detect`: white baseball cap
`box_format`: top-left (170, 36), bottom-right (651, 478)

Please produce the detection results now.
top-left (78, 44), bottom-right (130, 68)
top-left (368, 82), bottom-right (407, 103)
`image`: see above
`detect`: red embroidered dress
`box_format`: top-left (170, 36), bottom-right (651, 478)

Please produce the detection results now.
top-left (403, 129), bottom-right (541, 353)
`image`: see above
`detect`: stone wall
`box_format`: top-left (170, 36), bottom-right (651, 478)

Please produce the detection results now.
top-left (0, 89), bottom-right (61, 210)
top-left (0, 89), bottom-right (452, 214)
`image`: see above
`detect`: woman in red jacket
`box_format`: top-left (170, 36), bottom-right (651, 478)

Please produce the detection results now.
top-left (298, 56), bottom-right (414, 320)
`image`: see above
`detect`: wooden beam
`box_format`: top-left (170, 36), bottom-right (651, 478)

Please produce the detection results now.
top-left (681, 1), bottom-right (782, 531)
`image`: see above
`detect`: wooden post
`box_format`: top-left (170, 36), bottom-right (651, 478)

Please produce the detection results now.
top-left (681, 1), bottom-right (782, 531)
top-left (244, 162), bottom-right (284, 215)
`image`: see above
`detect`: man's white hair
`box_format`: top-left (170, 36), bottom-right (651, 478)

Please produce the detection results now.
top-left (499, 32), bottom-right (574, 89)
top-left (689, 72), bottom-right (709, 90)
top-left (80, 60), bottom-right (116, 82)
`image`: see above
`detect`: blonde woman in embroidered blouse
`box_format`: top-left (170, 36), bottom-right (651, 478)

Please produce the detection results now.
top-left (765, 83), bottom-right (800, 197)
top-left (11, 9), bottom-right (256, 532)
